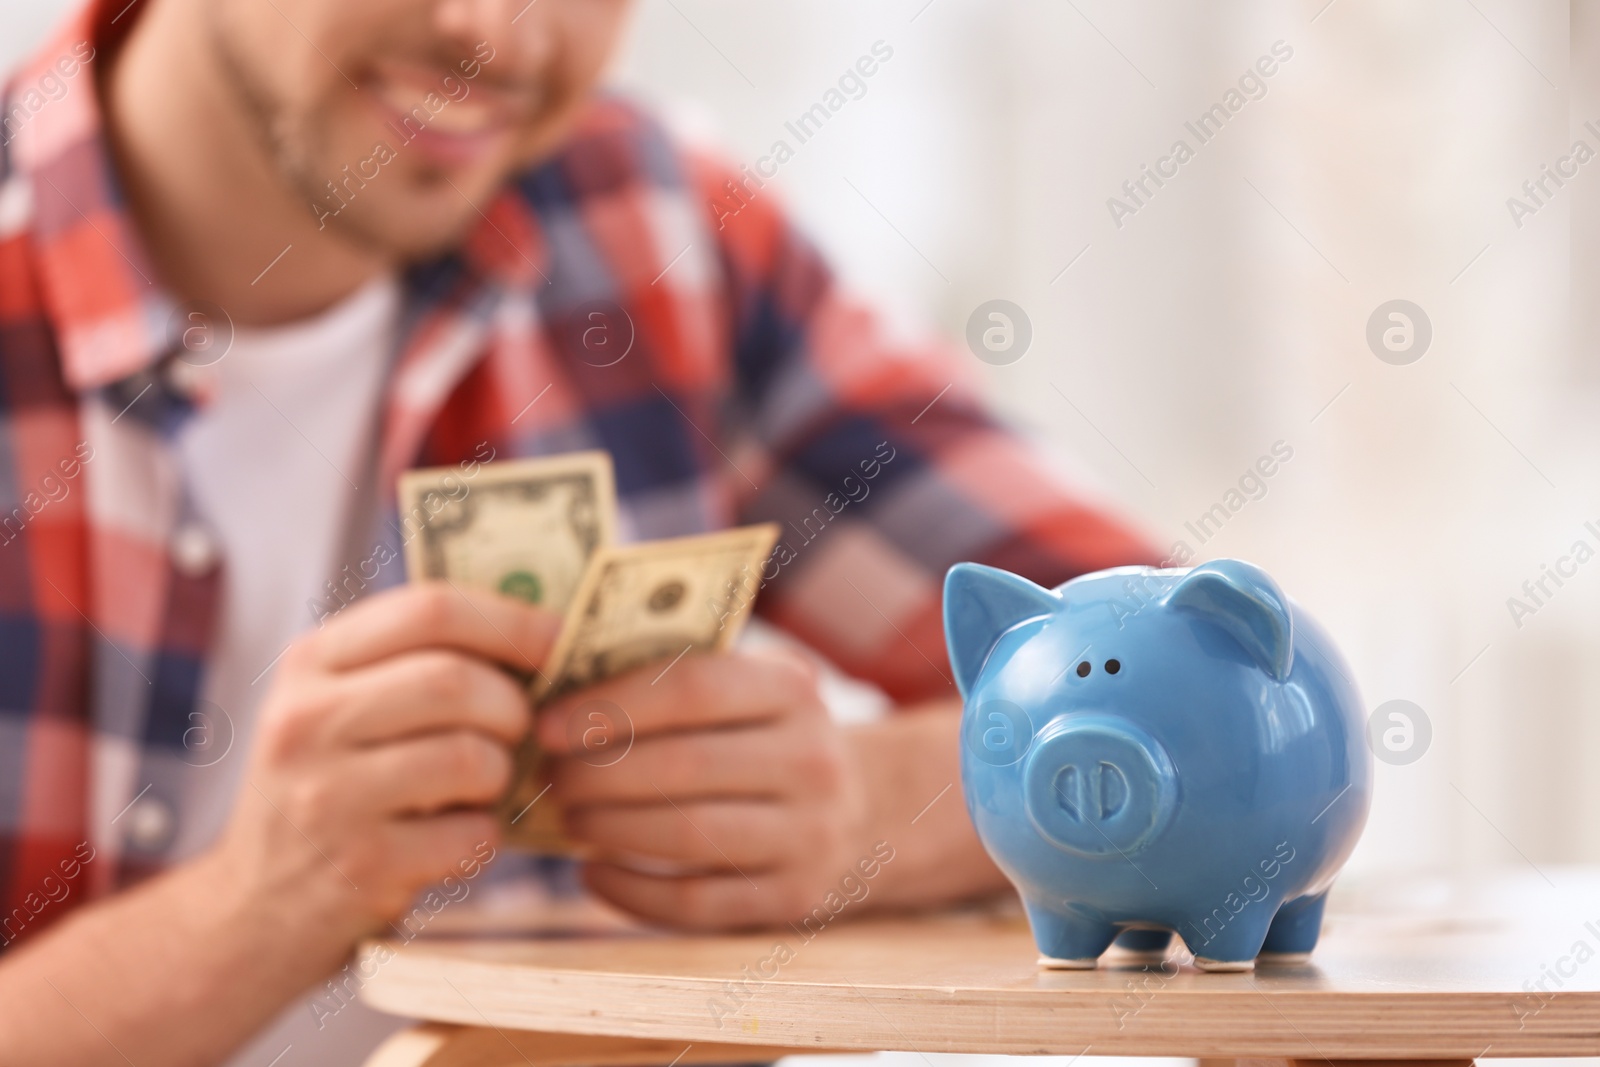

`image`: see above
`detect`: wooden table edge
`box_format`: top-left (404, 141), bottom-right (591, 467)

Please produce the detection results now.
top-left (356, 943), bottom-right (1600, 1058)
top-left (359, 1025), bottom-right (1503, 1067)
top-left (360, 1025), bottom-right (831, 1067)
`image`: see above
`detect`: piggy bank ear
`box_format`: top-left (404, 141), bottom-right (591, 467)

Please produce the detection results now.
top-left (943, 563), bottom-right (1061, 698)
top-left (1164, 559), bottom-right (1294, 681)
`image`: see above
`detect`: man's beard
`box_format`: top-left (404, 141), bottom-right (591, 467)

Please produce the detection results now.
top-left (203, 4), bottom-right (449, 259)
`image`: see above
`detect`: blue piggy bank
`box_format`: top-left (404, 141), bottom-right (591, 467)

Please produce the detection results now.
top-left (945, 559), bottom-right (1371, 971)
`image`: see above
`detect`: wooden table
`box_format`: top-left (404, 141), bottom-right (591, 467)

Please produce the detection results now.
top-left (358, 868), bottom-right (1600, 1067)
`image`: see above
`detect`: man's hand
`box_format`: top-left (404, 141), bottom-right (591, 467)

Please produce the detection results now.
top-left (213, 582), bottom-right (560, 936)
top-left (537, 648), bottom-right (873, 929)
top-left (0, 582), bottom-right (561, 1067)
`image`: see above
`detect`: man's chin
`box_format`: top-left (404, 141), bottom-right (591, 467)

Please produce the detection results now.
top-left (318, 197), bottom-right (487, 263)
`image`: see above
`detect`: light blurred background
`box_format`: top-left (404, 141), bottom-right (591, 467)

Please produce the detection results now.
top-left (4, 2), bottom-right (1594, 1065)
top-left (603, 0), bottom-right (1599, 885)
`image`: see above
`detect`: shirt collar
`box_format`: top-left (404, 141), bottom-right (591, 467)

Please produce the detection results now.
top-left (11, 0), bottom-right (173, 392)
top-left (13, 0), bottom-right (549, 395)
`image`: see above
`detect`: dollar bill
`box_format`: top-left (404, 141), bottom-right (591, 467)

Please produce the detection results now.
top-left (399, 450), bottom-right (615, 854)
top-left (397, 452), bottom-right (781, 854)
top-left (500, 523), bottom-right (780, 851)
top-left (532, 523), bottom-right (781, 701)
top-left (398, 450), bottom-right (615, 612)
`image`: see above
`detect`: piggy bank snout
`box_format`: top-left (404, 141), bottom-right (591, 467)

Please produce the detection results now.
top-left (1021, 715), bottom-right (1178, 858)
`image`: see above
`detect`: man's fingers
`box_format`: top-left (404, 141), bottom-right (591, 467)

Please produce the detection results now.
top-left (550, 720), bottom-right (832, 805)
top-left (380, 813), bottom-right (501, 896)
top-left (582, 862), bottom-right (783, 930)
top-left (327, 651), bottom-right (531, 747)
top-left (310, 581), bottom-right (561, 674)
top-left (537, 648), bottom-right (819, 752)
top-left (565, 800), bottom-right (799, 870)
top-left (344, 731), bottom-right (514, 816)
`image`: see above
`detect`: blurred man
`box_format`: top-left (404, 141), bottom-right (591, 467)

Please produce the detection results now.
top-left (0, 0), bottom-right (1154, 1062)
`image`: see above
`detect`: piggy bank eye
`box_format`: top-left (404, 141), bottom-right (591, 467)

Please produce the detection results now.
top-left (1075, 661), bottom-right (1091, 678)
top-left (1105, 659), bottom-right (1122, 675)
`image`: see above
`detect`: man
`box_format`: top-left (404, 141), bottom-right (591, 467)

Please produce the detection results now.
top-left (0, 0), bottom-right (1154, 1062)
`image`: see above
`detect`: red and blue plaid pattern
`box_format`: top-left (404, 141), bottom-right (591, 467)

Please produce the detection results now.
top-left (0, 1), bottom-right (1156, 946)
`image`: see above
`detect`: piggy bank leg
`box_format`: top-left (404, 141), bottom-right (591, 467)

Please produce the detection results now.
top-left (1108, 928), bottom-right (1173, 962)
top-left (1258, 890), bottom-right (1328, 962)
top-left (1178, 910), bottom-right (1275, 972)
top-left (1024, 899), bottom-right (1117, 969)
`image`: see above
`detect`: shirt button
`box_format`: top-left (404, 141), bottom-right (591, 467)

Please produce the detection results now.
top-left (171, 523), bottom-right (220, 576)
top-left (123, 795), bottom-right (175, 852)
top-left (164, 357), bottom-right (210, 398)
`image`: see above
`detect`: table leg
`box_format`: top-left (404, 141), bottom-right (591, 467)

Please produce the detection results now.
top-left (361, 1025), bottom-right (821, 1067)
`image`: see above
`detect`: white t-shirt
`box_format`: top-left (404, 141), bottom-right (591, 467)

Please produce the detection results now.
top-left (172, 274), bottom-right (414, 1064)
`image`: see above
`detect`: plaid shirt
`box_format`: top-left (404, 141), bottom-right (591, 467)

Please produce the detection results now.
top-left (0, 1), bottom-right (1155, 948)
